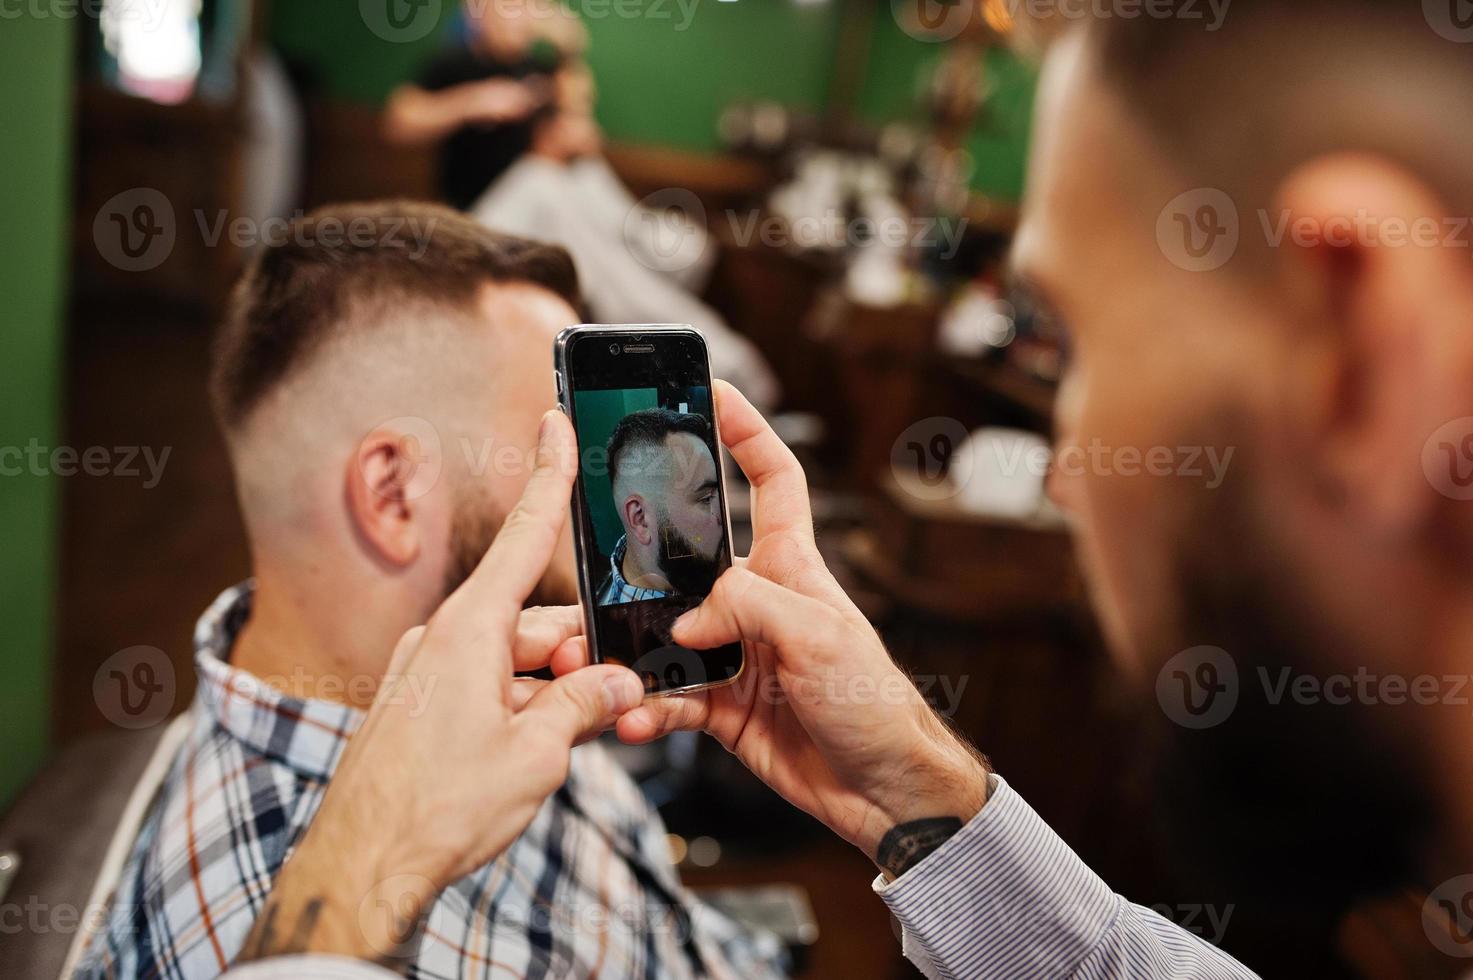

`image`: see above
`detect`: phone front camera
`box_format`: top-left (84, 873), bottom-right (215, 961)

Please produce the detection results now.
top-left (609, 343), bottom-right (620, 355)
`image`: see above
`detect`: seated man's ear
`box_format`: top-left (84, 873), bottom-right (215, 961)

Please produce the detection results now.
top-left (1273, 153), bottom-right (1473, 542)
top-left (347, 427), bottom-right (439, 566)
top-left (622, 495), bottom-right (654, 547)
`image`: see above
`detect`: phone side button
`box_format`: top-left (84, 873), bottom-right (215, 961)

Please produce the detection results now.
top-left (554, 370), bottom-right (564, 396)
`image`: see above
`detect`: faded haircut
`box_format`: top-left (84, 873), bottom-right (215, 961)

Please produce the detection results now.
top-left (606, 409), bottom-right (711, 489)
top-left (209, 200), bottom-right (580, 433)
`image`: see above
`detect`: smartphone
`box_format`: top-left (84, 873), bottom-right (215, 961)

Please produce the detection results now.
top-left (554, 324), bottom-right (744, 696)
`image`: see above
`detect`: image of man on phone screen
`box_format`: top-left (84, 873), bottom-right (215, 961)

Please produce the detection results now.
top-left (597, 407), bottom-right (726, 605)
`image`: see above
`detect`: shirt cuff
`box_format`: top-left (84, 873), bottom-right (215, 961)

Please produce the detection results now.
top-left (222, 956), bottom-right (401, 980)
top-left (872, 773), bottom-right (1122, 979)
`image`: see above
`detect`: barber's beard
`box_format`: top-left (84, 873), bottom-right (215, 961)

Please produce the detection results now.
top-left (655, 520), bottom-right (725, 597)
top-left (1143, 433), bottom-right (1437, 940)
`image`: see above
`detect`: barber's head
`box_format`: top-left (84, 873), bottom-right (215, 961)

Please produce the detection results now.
top-left (468, 0), bottom-right (577, 62)
top-left (606, 409), bottom-right (724, 595)
top-left (1018, 3), bottom-right (1473, 917)
top-left (211, 202), bottom-right (581, 635)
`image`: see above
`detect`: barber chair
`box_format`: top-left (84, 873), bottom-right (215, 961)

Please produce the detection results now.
top-left (0, 717), bottom-right (190, 979)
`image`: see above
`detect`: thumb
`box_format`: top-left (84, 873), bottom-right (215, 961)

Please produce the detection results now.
top-left (386, 625), bottom-right (426, 676)
top-left (373, 625), bottom-right (427, 710)
top-left (672, 567), bottom-right (841, 656)
top-left (515, 664), bottom-right (645, 747)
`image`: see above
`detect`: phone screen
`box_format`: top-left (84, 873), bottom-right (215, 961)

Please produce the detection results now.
top-left (560, 327), bottom-right (744, 694)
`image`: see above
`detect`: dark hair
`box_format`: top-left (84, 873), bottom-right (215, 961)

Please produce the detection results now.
top-left (606, 408), bottom-right (710, 487)
top-left (1083, 4), bottom-right (1473, 220)
top-left (209, 200), bottom-right (580, 431)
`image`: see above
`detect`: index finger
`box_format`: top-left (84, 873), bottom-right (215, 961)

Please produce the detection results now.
top-left (713, 380), bottom-right (815, 545)
top-left (450, 409), bottom-right (578, 626)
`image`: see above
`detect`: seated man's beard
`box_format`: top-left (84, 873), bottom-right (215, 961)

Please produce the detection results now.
top-left (446, 500), bottom-right (568, 605)
top-left (1141, 437), bottom-right (1437, 956)
top-left (656, 520), bottom-right (724, 596)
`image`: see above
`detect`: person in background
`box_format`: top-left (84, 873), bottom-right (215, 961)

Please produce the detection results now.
top-left (383, 0), bottom-right (586, 209)
top-left (469, 66), bottom-right (782, 407)
top-left (386, 0), bottom-right (781, 404)
top-left (72, 203), bottom-right (784, 980)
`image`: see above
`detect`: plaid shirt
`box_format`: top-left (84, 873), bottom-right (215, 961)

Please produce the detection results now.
top-left (76, 582), bottom-right (784, 980)
top-left (596, 537), bottom-right (670, 606)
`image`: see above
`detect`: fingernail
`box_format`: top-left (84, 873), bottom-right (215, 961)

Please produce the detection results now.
top-left (672, 610), bottom-right (695, 636)
top-left (603, 674), bottom-right (642, 713)
top-left (538, 410), bottom-right (555, 445)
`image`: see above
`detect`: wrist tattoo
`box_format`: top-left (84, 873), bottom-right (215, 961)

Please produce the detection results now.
top-left (238, 889), bottom-right (425, 971)
top-left (876, 817), bottom-right (964, 880)
top-left (238, 896), bottom-right (323, 960)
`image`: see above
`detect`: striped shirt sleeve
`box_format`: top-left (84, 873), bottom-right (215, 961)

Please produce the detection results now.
top-left (873, 774), bottom-right (1260, 980)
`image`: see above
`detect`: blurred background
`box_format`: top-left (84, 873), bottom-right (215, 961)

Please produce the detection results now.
top-left (0, 1), bottom-right (1403, 977)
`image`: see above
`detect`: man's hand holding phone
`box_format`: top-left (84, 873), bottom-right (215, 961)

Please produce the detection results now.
top-left (236, 383), bottom-right (989, 972)
top-left (555, 381), bottom-right (991, 871)
top-left (236, 411), bottom-right (644, 965)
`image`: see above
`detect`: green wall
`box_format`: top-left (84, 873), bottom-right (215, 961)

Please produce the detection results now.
top-left (0, 15), bottom-right (71, 807)
top-left (573, 387), bottom-right (659, 558)
top-left (271, 0), bottom-right (454, 104)
top-left (270, 0), bottom-right (1034, 201)
top-left (271, 0), bottom-right (838, 121)
top-left (582, 1), bottom-right (837, 151)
